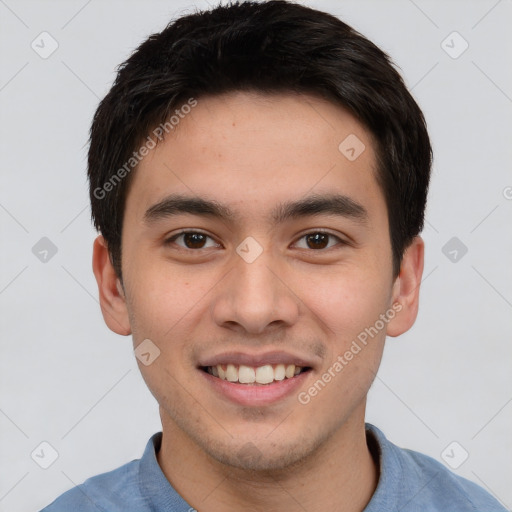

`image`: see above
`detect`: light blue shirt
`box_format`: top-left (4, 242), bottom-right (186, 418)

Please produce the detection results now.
top-left (40, 424), bottom-right (507, 511)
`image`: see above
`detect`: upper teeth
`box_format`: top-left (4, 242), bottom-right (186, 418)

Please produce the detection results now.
top-left (208, 364), bottom-right (303, 384)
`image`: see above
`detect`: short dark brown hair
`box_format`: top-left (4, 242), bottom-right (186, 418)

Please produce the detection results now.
top-left (88, 0), bottom-right (432, 279)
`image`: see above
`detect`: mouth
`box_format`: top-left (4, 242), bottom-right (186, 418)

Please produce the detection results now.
top-left (201, 363), bottom-right (312, 385)
top-left (198, 360), bottom-right (314, 406)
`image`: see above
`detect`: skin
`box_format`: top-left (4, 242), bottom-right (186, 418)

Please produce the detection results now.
top-left (93, 91), bottom-right (424, 512)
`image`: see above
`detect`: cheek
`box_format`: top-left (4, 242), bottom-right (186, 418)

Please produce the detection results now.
top-left (294, 270), bottom-right (390, 417)
top-left (293, 266), bottom-right (391, 342)
top-left (125, 260), bottom-right (211, 343)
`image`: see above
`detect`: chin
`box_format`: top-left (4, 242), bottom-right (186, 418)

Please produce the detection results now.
top-left (203, 434), bottom-right (320, 473)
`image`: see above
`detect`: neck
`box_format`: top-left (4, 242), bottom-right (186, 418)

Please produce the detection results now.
top-left (156, 409), bottom-right (378, 512)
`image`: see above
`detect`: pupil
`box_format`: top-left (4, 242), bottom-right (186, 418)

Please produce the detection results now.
top-left (184, 233), bottom-right (206, 248)
top-left (307, 233), bottom-right (328, 249)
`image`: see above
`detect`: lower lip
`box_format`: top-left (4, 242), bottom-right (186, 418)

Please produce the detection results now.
top-left (200, 369), bottom-right (311, 406)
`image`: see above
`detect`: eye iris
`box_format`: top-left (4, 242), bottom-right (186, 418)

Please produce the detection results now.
top-left (184, 233), bottom-right (206, 249)
top-left (306, 233), bottom-right (329, 249)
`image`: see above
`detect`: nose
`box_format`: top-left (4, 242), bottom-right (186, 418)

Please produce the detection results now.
top-left (210, 249), bottom-right (300, 335)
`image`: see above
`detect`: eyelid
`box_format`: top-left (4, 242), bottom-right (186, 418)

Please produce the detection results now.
top-left (163, 229), bottom-right (348, 251)
top-left (291, 230), bottom-right (346, 250)
top-left (164, 230), bottom-right (222, 248)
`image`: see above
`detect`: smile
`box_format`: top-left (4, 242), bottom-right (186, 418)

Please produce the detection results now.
top-left (202, 364), bottom-right (312, 385)
top-left (199, 363), bottom-right (313, 406)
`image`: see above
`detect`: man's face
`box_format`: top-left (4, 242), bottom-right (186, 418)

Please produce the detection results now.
top-left (116, 92), bottom-right (403, 470)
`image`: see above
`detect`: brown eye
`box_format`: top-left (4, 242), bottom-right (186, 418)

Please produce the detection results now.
top-left (183, 233), bottom-right (207, 248)
top-left (305, 233), bottom-right (329, 249)
top-left (294, 231), bottom-right (344, 251)
top-left (165, 231), bottom-right (219, 250)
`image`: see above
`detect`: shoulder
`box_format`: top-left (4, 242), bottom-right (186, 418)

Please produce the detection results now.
top-left (38, 433), bottom-right (164, 512)
top-left (39, 459), bottom-right (148, 512)
top-left (399, 446), bottom-right (506, 511)
top-left (366, 424), bottom-right (507, 512)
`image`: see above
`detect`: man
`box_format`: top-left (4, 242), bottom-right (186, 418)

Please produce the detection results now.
top-left (41, 1), bottom-right (506, 511)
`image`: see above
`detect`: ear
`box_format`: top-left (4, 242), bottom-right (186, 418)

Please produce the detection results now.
top-left (386, 236), bottom-right (424, 337)
top-left (92, 235), bottom-right (131, 336)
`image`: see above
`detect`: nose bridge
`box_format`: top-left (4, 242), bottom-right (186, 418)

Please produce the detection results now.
top-left (238, 253), bottom-right (277, 304)
top-left (211, 247), bottom-right (299, 333)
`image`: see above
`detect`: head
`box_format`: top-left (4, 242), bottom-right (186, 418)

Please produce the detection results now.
top-left (91, 1), bottom-right (430, 472)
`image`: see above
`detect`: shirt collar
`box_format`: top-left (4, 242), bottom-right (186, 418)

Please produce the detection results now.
top-left (138, 425), bottom-right (397, 511)
top-left (364, 423), bottom-right (403, 511)
top-left (138, 432), bottom-right (195, 511)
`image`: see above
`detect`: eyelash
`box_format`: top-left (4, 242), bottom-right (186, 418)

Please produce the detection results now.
top-left (164, 230), bottom-right (346, 251)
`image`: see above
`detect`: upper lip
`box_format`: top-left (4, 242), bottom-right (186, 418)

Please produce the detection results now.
top-left (198, 350), bottom-right (317, 369)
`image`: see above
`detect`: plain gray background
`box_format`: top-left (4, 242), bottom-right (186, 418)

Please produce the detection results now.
top-left (1, 0), bottom-right (511, 510)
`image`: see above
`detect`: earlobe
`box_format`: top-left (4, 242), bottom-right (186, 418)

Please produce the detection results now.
top-left (386, 236), bottom-right (424, 338)
top-left (92, 235), bottom-right (132, 336)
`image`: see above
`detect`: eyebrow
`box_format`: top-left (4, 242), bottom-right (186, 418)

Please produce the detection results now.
top-left (143, 193), bottom-right (368, 226)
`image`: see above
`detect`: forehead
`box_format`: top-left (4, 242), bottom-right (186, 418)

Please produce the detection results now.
top-left (125, 91), bottom-right (385, 225)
